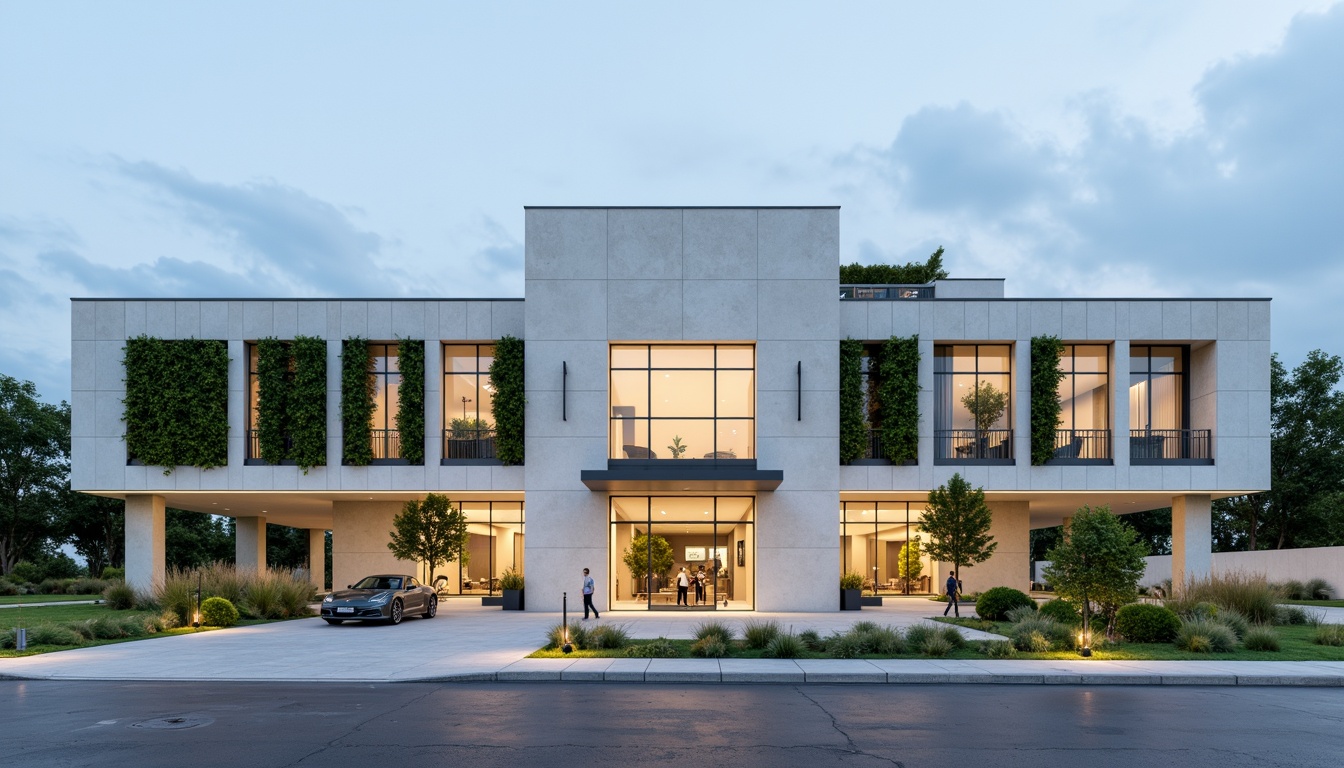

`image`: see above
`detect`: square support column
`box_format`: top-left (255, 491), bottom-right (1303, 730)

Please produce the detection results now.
top-left (308, 528), bottom-right (327, 592)
top-left (1172, 494), bottom-right (1212, 592)
top-left (959, 500), bottom-right (1031, 594)
top-left (125, 494), bottom-right (166, 593)
top-left (236, 516), bottom-right (267, 572)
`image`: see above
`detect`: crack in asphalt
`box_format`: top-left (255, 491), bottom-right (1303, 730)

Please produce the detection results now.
top-left (281, 687), bottom-right (441, 767)
top-left (794, 686), bottom-right (906, 767)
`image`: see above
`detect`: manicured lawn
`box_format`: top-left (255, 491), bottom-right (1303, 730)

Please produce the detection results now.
top-left (0, 594), bottom-right (102, 606)
top-left (1284, 599), bottom-right (1344, 608)
top-left (526, 619), bottom-right (1344, 662)
top-left (0, 603), bottom-right (290, 657)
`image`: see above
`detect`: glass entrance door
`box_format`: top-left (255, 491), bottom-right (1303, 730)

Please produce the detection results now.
top-left (610, 496), bottom-right (754, 610)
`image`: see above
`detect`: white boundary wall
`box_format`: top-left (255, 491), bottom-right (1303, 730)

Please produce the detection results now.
top-left (1038, 546), bottom-right (1344, 594)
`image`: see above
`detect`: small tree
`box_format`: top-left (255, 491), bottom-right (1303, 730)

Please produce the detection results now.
top-left (387, 493), bottom-right (469, 584)
top-left (896, 538), bottom-right (924, 589)
top-left (961, 380), bottom-right (1008, 432)
top-left (1043, 505), bottom-right (1149, 640)
top-left (622, 531), bottom-right (674, 596)
top-left (920, 473), bottom-right (997, 586)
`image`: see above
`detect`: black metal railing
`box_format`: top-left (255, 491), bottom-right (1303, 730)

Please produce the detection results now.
top-left (443, 428), bottom-right (497, 460)
top-left (372, 429), bottom-right (400, 460)
top-left (840, 284), bottom-right (935, 300)
top-left (935, 429), bottom-right (1014, 460)
top-left (1129, 429), bottom-right (1212, 461)
top-left (865, 428), bottom-right (884, 460)
top-left (1052, 428), bottom-right (1111, 461)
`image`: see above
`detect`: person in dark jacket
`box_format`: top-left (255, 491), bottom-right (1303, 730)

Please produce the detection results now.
top-left (943, 570), bottom-right (960, 617)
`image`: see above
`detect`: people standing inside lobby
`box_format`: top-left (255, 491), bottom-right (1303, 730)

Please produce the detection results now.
top-left (582, 568), bottom-right (599, 619)
top-left (676, 567), bottom-right (690, 606)
top-left (695, 565), bottom-right (707, 605)
top-left (943, 570), bottom-right (960, 617)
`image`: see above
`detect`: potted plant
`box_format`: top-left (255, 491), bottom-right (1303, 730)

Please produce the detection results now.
top-left (840, 570), bottom-right (864, 611)
top-left (960, 381), bottom-right (1008, 458)
top-left (500, 566), bottom-right (525, 610)
top-left (623, 531), bottom-right (674, 600)
top-left (449, 417), bottom-right (493, 459)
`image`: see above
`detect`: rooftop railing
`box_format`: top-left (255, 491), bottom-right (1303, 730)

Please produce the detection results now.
top-left (840, 284), bottom-right (935, 300)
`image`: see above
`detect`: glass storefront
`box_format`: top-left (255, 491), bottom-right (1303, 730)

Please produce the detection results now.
top-left (839, 501), bottom-right (932, 594)
top-left (609, 496), bottom-right (754, 610)
top-left (424, 500), bottom-right (523, 597)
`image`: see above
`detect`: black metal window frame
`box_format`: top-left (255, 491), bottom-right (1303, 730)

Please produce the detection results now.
top-left (1129, 345), bottom-right (1189, 431)
top-left (933, 343), bottom-right (1014, 463)
top-left (1129, 345), bottom-right (1211, 463)
top-left (369, 342), bottom-right (402, 462)
top-left (839, 501), bottom-right (930, 595)
top-left (245, 341), bottom-right (294, 465)
top-left (442, 342), bottom-right (498, 464)
top-left (608, 343), bottom-right (755, 461)
top-left (435, 500), bottom-right (525, 598)
top-left (1051, 344), bottom-right (1112, 463)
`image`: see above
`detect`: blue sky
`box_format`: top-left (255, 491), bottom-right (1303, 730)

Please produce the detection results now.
top-left (2, 1), bottom-right (1341, 404)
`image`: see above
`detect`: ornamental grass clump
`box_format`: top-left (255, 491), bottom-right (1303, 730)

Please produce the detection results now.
top-left (1304, 578), bottom-right (1333, 600)
top-left (763, 633), bottom-right (806, 659)
top-left (978, 639), bottom-right (1018, 658)
top-left (938, 625), bottom-right (967, 649)
top-left (26, 624), bottom-right (85, 647)
top-left (691, 636), bottom-right (729, 658)
top-left (693, 620), bottom-right (735, 644)
top-left (1175, 619), bottom-right (1237, 653)
top-left (742, 619), bottom-right (781, 649)
top-left (858, 625), bottom-right (906, 655)
top-left (155, 570), bottom-right (198, 626)
top-left (1311, 624), bottom-right (1344, 646)
top-left (1216, 610), bottom-right (1251, 641)
top-left (243, 577), bottom-right (283, 620)
top-left (798, 629), bottom-right (826, 652)
top-left (919, 635), bottom-right (953, 657)
top-left (586, 623), bottom-right (631, 650)
top-left (625, 638), bottom-right (679, 658)
top-left (1009, 616), bottom-right (1075, 652)
top-left (1273, 605), bottom-right (1313, 626)
top-left (1177, 572), bottom-right (1278, 625)
top-left (1242, 626), bottom-right (1282, 652)
top-left (103, 581), bottom-right (137, 610)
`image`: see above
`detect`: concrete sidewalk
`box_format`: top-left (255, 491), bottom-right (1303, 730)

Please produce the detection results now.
top-left (2, 599), bottom-right (1342, 686)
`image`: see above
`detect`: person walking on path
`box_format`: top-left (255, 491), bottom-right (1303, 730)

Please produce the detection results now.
top-left (943, 570), bottom-right (960, 617)
top-left (676, 567), bottom-right (690, 606)
top-left (582, 568), bottom-right (599, 619)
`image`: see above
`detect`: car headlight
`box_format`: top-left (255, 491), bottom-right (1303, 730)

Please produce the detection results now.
top-left (369, 592), bottom-right (391, 604)
top-left (323, 595), bottom-right (333, 603)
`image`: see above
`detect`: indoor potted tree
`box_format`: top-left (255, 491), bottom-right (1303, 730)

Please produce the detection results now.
top-left (840, 570), bottom-right (864, 610)
top-left (623, 531), bottom-right (674, 601)
top-left (960, 381), bottom-right (1008, 458)
top-left (499, 566), bottom-right (525, 610)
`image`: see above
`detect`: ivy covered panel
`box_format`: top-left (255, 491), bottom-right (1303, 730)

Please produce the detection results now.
top-left (122, 336), bottom-right (229, 474)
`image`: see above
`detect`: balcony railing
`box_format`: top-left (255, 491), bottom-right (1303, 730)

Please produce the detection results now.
top-left (935, 429), bottom-right (1014, 461)
top-left (443, 428), bottom-right (497, 460)
top-left (857, 427), bottom-right (917, 464)
top-left (372, 429), bottom-right (400, 460)
top-left (1052, 428), bottom-right (1112, 461)
top-left (1129, 429), bottom-right (1213, 462)
top-left (246, 430), bottom-right (292, 462)
top-left (840, 284), bottom-right (935, 300)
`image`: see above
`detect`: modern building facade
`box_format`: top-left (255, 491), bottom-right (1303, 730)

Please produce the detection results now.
top-left (70, 206), bottom-right (1272, 612)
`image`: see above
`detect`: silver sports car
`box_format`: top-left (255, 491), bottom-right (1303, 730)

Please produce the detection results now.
top-left (321, 574), bottom-right (437, 625)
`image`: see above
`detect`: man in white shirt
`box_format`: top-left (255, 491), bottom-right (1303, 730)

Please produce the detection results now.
top-left (582, 567), bottom-right (599, 619)
top-left (676, 567), bottom-right (690, 606)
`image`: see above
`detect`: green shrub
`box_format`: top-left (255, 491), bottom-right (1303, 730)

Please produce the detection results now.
top-left (1273, 605), bottom-right (1312, 626)
top-left (1015, 630), bottom-right (1053, 653)
top-left (1175, 620), bottom-right (1236, 653)
top-left (763, 633), bottom-right (806, 659)
top-left (103, 582), bottom-right (137, 610)
top-left (1216, 610), bottom-right (1251, 640)
top-left (1243, 627), bottom-right (1281, 652)
top-left (840, 571), bottom-right (864, 590)
top-left (1304, 578), bottom-right (1333, 600)
top-left (1115, 603), bottom-right (1181, 643)
top-left (693, 620), bottom-right (735, 644)
top-left (904, 624), bottom-right (936, 648)
top-left (200, 597), bottom-right (239, 627)
top-left (1311, 624), bottom-right (1344, 646)
top-left (858, 625), bottom-right (906, 655)
top-left (1005, 605), bottom-right (1038, 624)
top-left (38, 578), bottom-right (74, 595)
top-left (691, 636), bottom-right (729, 658)
top-left (938, 625), bottom-right (967, 649)
top-left (850, 620), bottom-right (878, 633)
top-left (978, 640), bottom-right (1017, 658)
top-left (1038, 599), bottom-right (1080, 625)
top-left (0, 579), bottom-right (19, 596)
top-left (1279, 579), bottom-right (1307, 600)
top-left (101, 567), bottom-right (125, 581)
top-left (498, 566), bottom-right (524, 592)
top-left (624, 638), bottom-right (679, 658)
top-left (1010, 617), bottom-right (1075, 652)
top-left (67, 578), bottom-right (110, 595)
top-left (828, 632), bottom-right (865, 659)
top-left (975, 587), bottom-right (1035, 621)
top-left (742, 619), bottom-right (781, 649)
top-left (586, 623), bottom-right (630, 650)
top-left (920, 635), bottom-right (953, 657)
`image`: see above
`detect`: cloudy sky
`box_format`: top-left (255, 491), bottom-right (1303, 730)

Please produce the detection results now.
top-left (2, 1), bottom-right (1342, 404)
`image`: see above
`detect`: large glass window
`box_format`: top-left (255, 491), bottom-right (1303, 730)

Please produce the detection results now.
top-left (246, 342), bottom-right (291, 462)
top-left (1130, 345), bottom-right (1204, 460)
top-left (1055, 345), bottom-right (1111, 460)
top-left (934, 344), bottom-right (1013, 460)
top-left (423, 501), bottom-right (523, 597)
top-left (443, 344), bottom-right (496, 460)
top-left (609, 344), bottom-right (755, 460)
top-left (370, 343), bottom-right (401, 460)
top-left (840, 502), bottom-right (932, 594)
top-left (610, 496), bottom-right (754, 610)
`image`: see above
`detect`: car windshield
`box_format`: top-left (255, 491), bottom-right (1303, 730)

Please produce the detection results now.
top-left (353, 577), bottom-right (402, 590)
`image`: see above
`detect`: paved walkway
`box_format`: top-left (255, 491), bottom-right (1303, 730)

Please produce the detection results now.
top-left (2, 598), bottom-right (1342, 686)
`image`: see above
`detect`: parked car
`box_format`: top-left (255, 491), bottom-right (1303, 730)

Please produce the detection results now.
top-left (321, 574), bottom-right (437, 625)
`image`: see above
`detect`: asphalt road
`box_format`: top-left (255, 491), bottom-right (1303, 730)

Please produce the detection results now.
top-left (3, 681), bottom-right (1342, 767)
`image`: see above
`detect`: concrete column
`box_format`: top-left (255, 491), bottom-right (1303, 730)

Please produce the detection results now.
top-left (236, 516), bottom-right (268, 572)
top-left (308, 529), bottom-right (327, 592)
top-left (1172, 494), bottom-right (1212, 592)
top-left (959, 501), bottom-right (1031, 593)
top-left (125, 494), bottom-right (166, 593)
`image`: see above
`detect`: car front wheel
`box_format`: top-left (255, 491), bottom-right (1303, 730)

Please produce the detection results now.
top-left (388, 599), bottom-right (403, 625)
top-left (423, 596), bottom-right (437, 619)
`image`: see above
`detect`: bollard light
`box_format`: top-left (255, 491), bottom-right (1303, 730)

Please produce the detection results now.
top-left (561, 591), bottom-right (572, 653)
top-left (1079, 631), bottom-right (1092, 657)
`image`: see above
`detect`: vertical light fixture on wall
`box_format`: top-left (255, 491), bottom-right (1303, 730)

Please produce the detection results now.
top-left (797, 361), bottom-right (802, 421)
top-left (562, 361), bottom-right (568, 421)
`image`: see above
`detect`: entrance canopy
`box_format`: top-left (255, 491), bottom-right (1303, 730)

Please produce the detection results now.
top-left (581, 459), bottom-right (782, 492)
